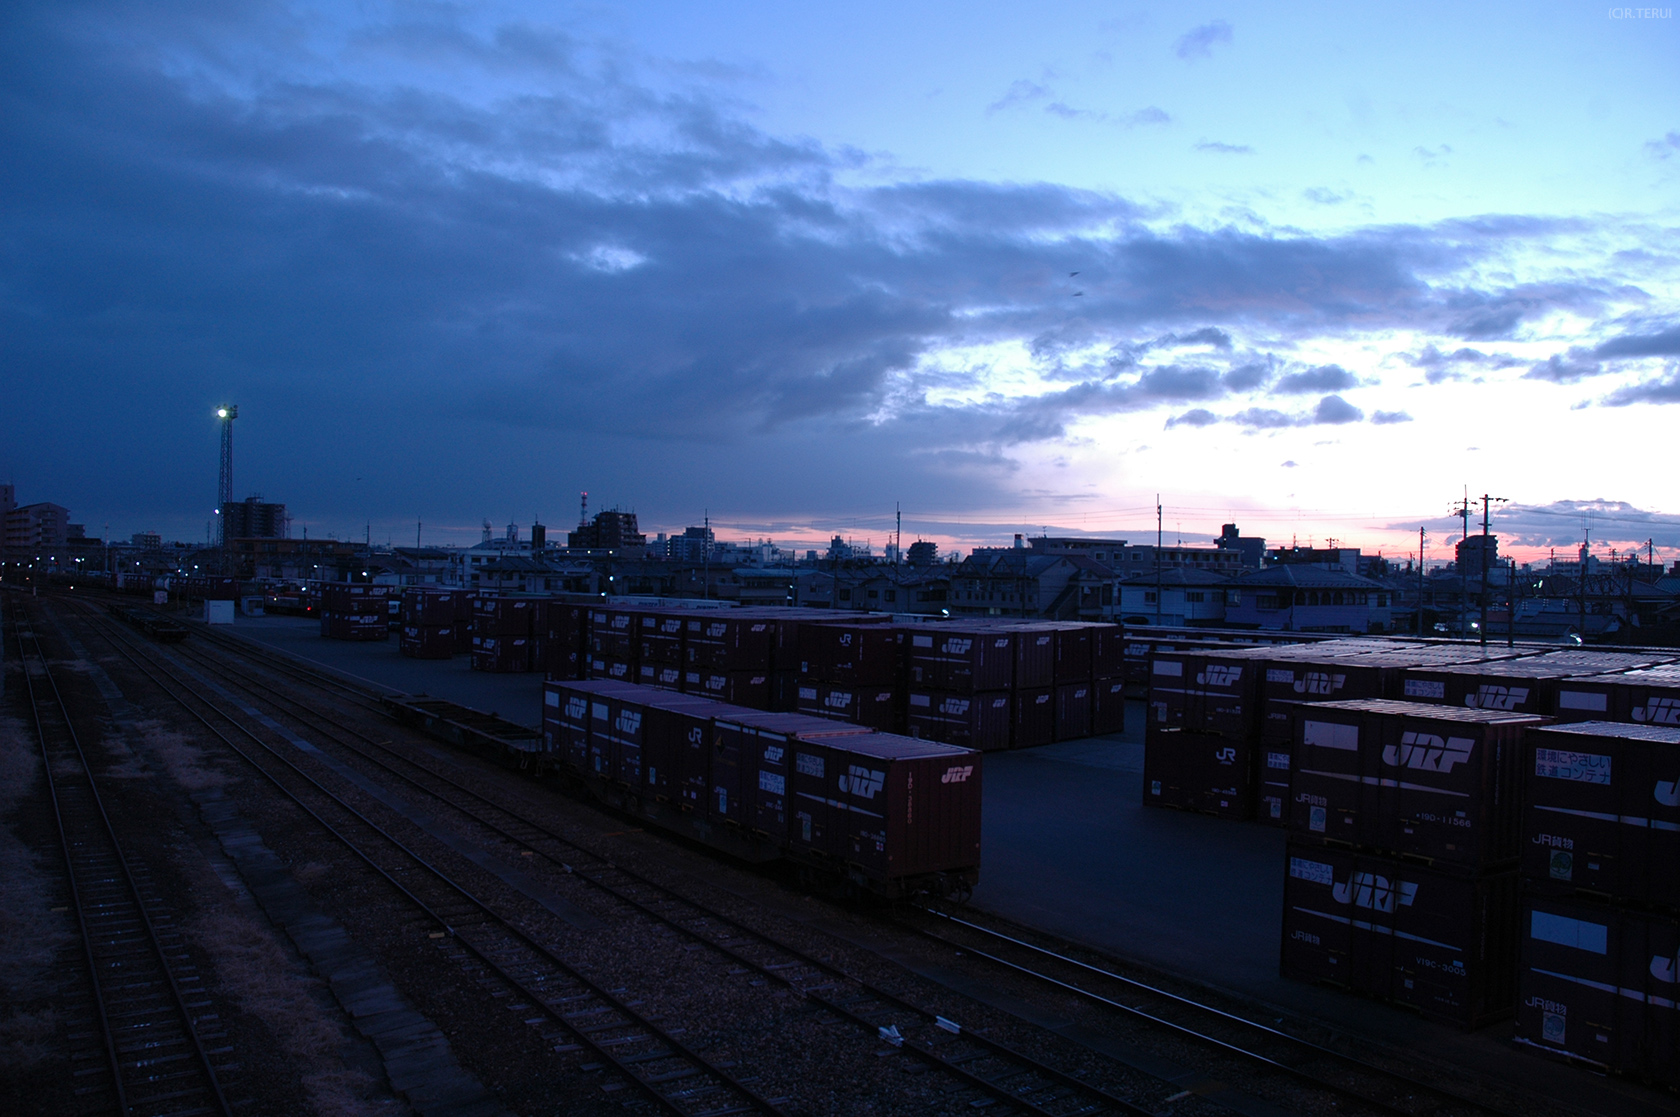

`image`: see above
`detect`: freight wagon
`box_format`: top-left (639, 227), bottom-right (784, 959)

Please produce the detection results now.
top-left (541, 679), bottom-right (983, 900)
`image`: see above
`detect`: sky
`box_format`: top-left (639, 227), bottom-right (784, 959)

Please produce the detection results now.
top-left (3, 1), bottom-right (1678, 563)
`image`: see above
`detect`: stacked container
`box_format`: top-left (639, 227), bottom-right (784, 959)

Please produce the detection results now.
top-left (541, 600), bottom-right (590, 680)
top-left (1397, 651), bottom-right (1667, 718)
top-left (795, 621), bottom-right (904, 731)
top-left (587, 604), bottom-right (638, 682)
top-left (471, 595), bottom-right (538, 673)
top-left (398, 587), bottom-right (463, 659)
top-left (319, 584), bottom-right (389, 641)
top-left (1280, 698), bottom-right (1543, 1026)
top-left (1514, 721), bottom-right (1680, 1084)
top-left (905, 626), bottom-right (1016, 751)
top-left (635, 608), bottom-right (686, 692)
top-left (684, 611), bottom-right (778, 708)
top-left (1551, 663), bottom-right (1680, 727)
top-left (1143, 647), bottom-right (1268, 817)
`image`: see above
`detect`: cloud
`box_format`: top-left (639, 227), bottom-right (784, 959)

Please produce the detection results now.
top-left (1275, 364), bottom-right (1357, 394)
top-left (1594, 324), bottom-right (1680, 358)
top-left (1599, 364), bottom-right (1680, 406)
top-left (1646, 131), bottom-right (1680, 159)
top-left (1165, 408), bottom-right (1218, 428)
top-left (1044, 102), bottom-right (1173, 127)
top-left (1414, 144), bottom-right (1453, 166)
top-left (1195, 141), bottom-right (1253, 155)
top-left (988, 80), bottom-right (1051, 113)
top-left (1231, 408), bottom-right (1297, 429)
top-left (1313, 395), bottom-right (1364, 424)
top-left (1281, 460), bottom-right (1297, 468)
top-left (1526, 349), bottom-right (1605, 383)
top-left (1370, 410), bottom-right (1413, 424)
top-left (1175, 20), bottom-right (1233, 60)
top-left (1302, 187), bottom-right (1350, 205)
top-left (1409, 499), bottom-right (1680, 551)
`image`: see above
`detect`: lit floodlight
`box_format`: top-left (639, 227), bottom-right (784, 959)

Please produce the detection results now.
top-left (217, 408), bottom-right (228, 418)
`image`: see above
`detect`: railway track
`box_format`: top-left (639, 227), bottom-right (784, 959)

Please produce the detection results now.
top-left (77, 600), bottom-right (1174, 1117)
top-left (10, 600), bottom-right (237, 1117)
top-left (73, 603), bottom-right (793, 1117)
top-left (66, 597), bottom-right (1569, 1117)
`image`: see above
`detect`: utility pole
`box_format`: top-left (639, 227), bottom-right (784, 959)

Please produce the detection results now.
top-left (1478, 493), bottom-right (1506, 648)
top-left (1507, 557), bottom-right (1518, 648)
top-left (216, 405), bottom-right (237, 574)
top-left (1450, 490), bottom-right (1471, 637)
top-left (1155, 495), bottom-right (1163, 626)
top-left (703, 510), bottom-right (710, 601)
top-left (416, 520), bottom-right (422, 549)
top-left (1579, 528), bottom-right (1590, 641)
top-left (1418, 527), bottom-right (1426, 637)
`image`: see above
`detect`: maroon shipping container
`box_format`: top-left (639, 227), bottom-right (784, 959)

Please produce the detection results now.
top-left (320, 613), bottom-right (387, 641)
top-left (1281, 840), bottom-right (1519, 1027)
top-left (1091, 676), bottom-right (1125, 736)
top-left (1554, 666), bottom-right (1680, 727)
top-left (1399, 651), bottom-right (1668, 717)
top-left (639, 633), bottom-right (682, 665)
top-left (399, 624), bottom-right (454, 659)
top-left (795, 682), bottom-right (899, 732)
top-left (1289, 699), bottom-right (1542, 870)
top-left (787, 732), bottom-right (982, 883)
top-left (589, 656), bottom-right (634, 683)
top-left (1054, 681), bottom-right (1092, 741)
top-left (999, 625), bottom-right (1055, 688)
top-left (1147, 647), bottom-right (1264, 743)
top-left (636, 662), bottom-right (684, 691)
top-left (685, 613), bottom-right (778, 671)
top-left (687, 669), bottom-right (771, 710)
top-left (1011, 688), bottom-right (1054, 748)
top-left (1090, 624), bottom-right (1125, 678)
top-left (472, 595), bottom-right (538, 637)
top-left (907, 690), bottom-right (1011, 751)
top-left (1142, 727), bottom-right (1253, 819)
top-left (796, 623), bottom-right (902, 686)
top-left (1050, 624), bottom-right (1094, 684)
top-left (320, 583), bottom-right (389, 612)
top-left (542, 681), bottom-right (591, 766)
top-left (1517, 895), bottom-right (1680, 1083)
top-left (711, 711), bottom-right (873, 836)
top-left (1521, 722), bottom-right (1680, 911)
top-left (905, 628), bottom-right (1015, 693)
top-left (471, 635), bottom-right (532, 673)
top-left (400, 588), bottom-right (459, 627)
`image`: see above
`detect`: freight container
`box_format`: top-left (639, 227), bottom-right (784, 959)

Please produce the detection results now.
top-left (796, 683), bottom-right (899, 731)
top-left (1054, 681), bottom-right (1092, 741)
top-left (399, 624), bottom-right (454, 659)
top-left (636, 662), bottom-right (684, 691)
top-left (472, 635), bottom-right (532, 673)
top-left (1517, 895), bottom-right (1680, 1084)
top-left (788, 731), bottom-right (981, 883)
top-left (1281, 840), bottom-right (1519, 1027)
top-left (472, 595), bottom-right (538, 637)
top-left (1050, 624), bottom-right (1093, 683)
top-left (1147, 647), bottom-right (1265, 742)
top-left (1399, 651), bottom-right (1668, 717)
top-left (1091, 676), bottom-right (1126, 736)
top-left (796, 623), bottom-right (902, 687)
top-left (320, 612), bottom-right (387, 641)
top-left (905, 628), bottom-right (1014, 693)
top-left (400, 588), bottom-right (460, 627)
top-left (685, 613), bottom-right (778, 671)
top-left (1142, 728), bottom-right (1253, 819)
top-left (684, 669), bottom-right (769, 709)
top-left (589, 656), bottom-right (634, 683)
top-left (1090, 624), bottom-right (1125, 679)
top-left (1553, 665), bottom-right (1680, 727)
top-left (1011, 688), bottom-right (1054, 748)
top-left (710, 711), bottom-right (873, 836)
top-left (319, 583), bottom-right (388, 612)
top-left (1288, 699), bottom-right (1542, 870)
top-left (1520, 721), bottom-right (1680, 911)
top-left (907, 690), bottom-right (1011, 751)
top-left (998, 624), bottom-right (1055, 688)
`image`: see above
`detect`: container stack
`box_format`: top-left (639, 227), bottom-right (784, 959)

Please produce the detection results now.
top-left (1514, 721), bottom-right (1680, 1084)
top-left (795, 621), bottom-right (904, 731)
top-left (318, 584), bottom-right (389, 641)
top-left (683, 612), bottom-right (778, 708)
top-left (905, 626), bottom-right (1016, 751)
top-left (586, 604), bottom-right (638, 682)
top-left (1397, 651), bottom-right (1668, 718)
top-left (635, 609), bottom-right (686, 692)
top-left (1550, 663), bottom-right (1680, 726)
top-left (398, 587), bottom-right (464, 659)
top-left (1280, 698), bottom-right (1542, 1026)
top-left (470, 595), bottom-right (538, 673)
top-left (1142, 647), bottom-right (1267, 817)
top-left (541, 601), bottom-right (590, 680)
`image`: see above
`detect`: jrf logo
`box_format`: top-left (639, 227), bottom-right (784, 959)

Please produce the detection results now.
top-left (1382, 732), bottom-right (1475, 774)
top-left (1656, 780), bottom-right (1680, 808)
top-left (941, 765), bottom-right (975, 784)
top-left (1331, 871), bottom-right (1418, 913)
top-left (944, 638), bottom-right (973, 655)
top-left (838, 765), bottom-right (886, 799)
top-left (1632, 697), bottom-right (1680, 725)
top-left (1293, 671), bottom-right (1346, 696)
top-left (1197, 665), bottom-right (1243, 688)
top-left (564, 696), bottom-right (588, 721)
top-left (1467, 684), bottom-right (1529, 710)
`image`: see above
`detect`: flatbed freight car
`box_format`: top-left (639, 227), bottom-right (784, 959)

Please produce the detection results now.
top-left (107, 603), bottom-right (189, 643)
top-left (544, 680), bottom-right (983, 900)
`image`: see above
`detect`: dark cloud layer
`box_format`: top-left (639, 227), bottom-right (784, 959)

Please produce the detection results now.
top-left (0, 2), bottom-right (1669, 539)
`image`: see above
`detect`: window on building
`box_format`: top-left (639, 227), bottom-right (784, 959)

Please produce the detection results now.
top-left (885, 590), bottom-right (896, 603)
top-left (1144, 591), bottom-right (1157, 603)
top-left (1185, 591), bottom-right (1204, 603)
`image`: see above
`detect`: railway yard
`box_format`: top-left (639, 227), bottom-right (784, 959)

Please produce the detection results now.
top-left (3, 588), bottom-right (1677, 1117)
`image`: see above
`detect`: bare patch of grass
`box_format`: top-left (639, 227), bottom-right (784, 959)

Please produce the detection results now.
top-left (190, 909), bottom-right (401, 1117)
top-left (134, 720), bottom-right (232, 791)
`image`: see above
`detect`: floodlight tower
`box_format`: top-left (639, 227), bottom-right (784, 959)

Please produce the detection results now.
top-left (216, 405), bottom-right (237, 546)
